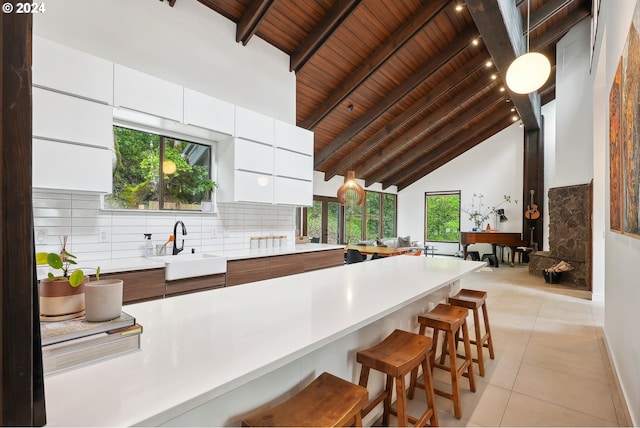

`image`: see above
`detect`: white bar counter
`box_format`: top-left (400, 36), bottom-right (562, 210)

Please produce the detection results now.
top-left (43, 256), bottom-right (484, 427)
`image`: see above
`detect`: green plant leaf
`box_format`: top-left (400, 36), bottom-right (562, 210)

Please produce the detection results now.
top-left (35, 252), bottom-right (49, 265)
top-left (47, 253), bottom-right (63, 270)
top-left (69, 270), bottom-right (85, 287)
top-left (96, 267), bottom-right (101, 281)
top-left (47, 272), bottom-right (55, 280)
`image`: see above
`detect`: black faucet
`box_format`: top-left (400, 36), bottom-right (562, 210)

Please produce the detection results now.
top-left (172, 220), bottom-right (187, 255)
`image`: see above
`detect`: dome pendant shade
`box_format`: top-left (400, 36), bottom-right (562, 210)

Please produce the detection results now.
top-left (337, 171), bottom-right (365, 206)
top-left (506, 52), bottom-right (551, 94)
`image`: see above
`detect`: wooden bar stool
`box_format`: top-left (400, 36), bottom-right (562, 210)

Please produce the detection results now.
top-left (242, 372), bottom-right (369, 427)
top-left (357, 329), bottom-right (438, 427)
top-left (448, 289), bottom-right (495, 377)
top-left (415, 304), bottom-right (475, 419)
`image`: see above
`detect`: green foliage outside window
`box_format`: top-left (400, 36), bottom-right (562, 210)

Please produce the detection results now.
top-left (425, 193), bottom-right (460, 242)
top-left (106, 126), bottom-right (213, 211)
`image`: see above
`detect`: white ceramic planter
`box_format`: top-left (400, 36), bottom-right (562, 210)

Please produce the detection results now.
top-left (85, 279), bottom-right (123, 322)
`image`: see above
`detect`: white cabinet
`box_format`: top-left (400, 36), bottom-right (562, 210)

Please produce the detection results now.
top-left (33, 88), bottom-right (113, 149)
top-left (234, 171), bottom-right (274, 204)
top-left (274, 119), bottom-right (313, 155)
top-left (32, 36), bottom-right (114, 105)
top-left (236, 139), bottom-right (274, 174)
top-left (274, 177), bottom-right (313, 206)
top-left (274, 149), bottom-right (313, 181)
top-left (113, 64), bottom-right (183, 122)
top-left (235, 106), bottom-right (274, 145)
top-left (33, 139), bottom-right (113, 192)
top-left (183, 88), bottom-right (234, 135)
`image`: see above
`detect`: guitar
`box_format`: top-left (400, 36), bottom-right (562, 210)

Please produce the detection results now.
top-left (525, 189), bottom-right (540, 219)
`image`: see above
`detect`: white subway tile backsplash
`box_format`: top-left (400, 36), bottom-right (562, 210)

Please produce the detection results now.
top-left (33, 192), bottom-right (296, 262)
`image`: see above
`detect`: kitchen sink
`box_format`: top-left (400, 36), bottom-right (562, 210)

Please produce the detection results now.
top-left (157, 253), bottom-right (227, 281)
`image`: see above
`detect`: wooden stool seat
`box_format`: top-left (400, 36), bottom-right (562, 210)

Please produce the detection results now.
top-left (448, 289), bottom-right (495, 377)
top-left (242, 372), bottom-right (369, 427)
top-left (357, 329), bottom-right (438, 427)
top-left (415, 304), bottom-right (476, 419)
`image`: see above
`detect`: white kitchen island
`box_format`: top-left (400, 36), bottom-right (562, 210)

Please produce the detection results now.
top-left (43, 256), bottom-right (484, 427)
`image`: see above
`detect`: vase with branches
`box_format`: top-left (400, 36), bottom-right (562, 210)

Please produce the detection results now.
top-left (463, 194), bottom-right (516, 231)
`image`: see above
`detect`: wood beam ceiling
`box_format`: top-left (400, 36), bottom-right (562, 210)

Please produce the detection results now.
top-left (236, 0), bottom-right (275, 45)
top-left (299, 0), bottom-right (450, 129)
top-left (289, 0), bottom-right (360, 72)
top-left (313, 26), bottom-right (478, 169)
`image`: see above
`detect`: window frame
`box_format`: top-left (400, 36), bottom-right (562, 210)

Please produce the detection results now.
top-left (424, 190), bottom-right (461, 243)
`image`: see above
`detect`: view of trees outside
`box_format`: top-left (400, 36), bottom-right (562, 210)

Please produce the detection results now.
top-left (344, 204), bottom-right (363, 243)
top-left (326, 201), bottom-right (341, 243)
top-left (106, 127), bottom-right (213, 211)
top-left (365, 192), bottom-right (380, 240)
top-left (425, 192), bottom-right (460, 242)
top-left (383, 193), bottom-right (396, 237)
top-left (306, 200), bottom-right (322, 240)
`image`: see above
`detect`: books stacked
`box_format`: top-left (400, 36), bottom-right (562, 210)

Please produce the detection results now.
top-left (40, 311), bottom-right (142, 375)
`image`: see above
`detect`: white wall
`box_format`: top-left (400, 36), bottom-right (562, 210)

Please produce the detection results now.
top-left (33, 0), bottom-right (295, 123)
top-left (598, 0), bottom-right (640, 423)
top-left (397, 122), bottom-right (524, 255)
top-left (554, 19), bottom-right (594, 187)
top-left (542, 101), bottom-right (557, 251)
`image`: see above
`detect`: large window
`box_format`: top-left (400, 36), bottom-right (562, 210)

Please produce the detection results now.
top-left (425, 191), bottom-right (460, 243)
top-left (299, 191), bottom-right (396, 244)
top-left (106, 126), bottom-right (214, 211)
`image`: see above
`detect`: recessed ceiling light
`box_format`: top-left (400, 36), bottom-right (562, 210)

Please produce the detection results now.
top-left (491, 74), bottom-right (497, 80)
top-left (455, 4), bottom-right (464, 12)
top-left (499, 87), bottom-right (505, 92)
top-left (485, 60), bottom-right (493, 68)
top-left (472, 38), bottom-right (480, 46)
top-left (510, 107), bottom-right (516, 112)
top-left (512, 115), bottom-right (519, 121)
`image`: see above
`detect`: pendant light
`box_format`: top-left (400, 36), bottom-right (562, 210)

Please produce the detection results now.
top-left (506, 0), bottom-right (551, 94)
top-left (337, 171), bottom-right (365, 206)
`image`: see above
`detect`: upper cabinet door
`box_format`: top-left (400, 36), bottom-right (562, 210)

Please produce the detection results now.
top-left (32, 36), bottom-right (114, 105)
top-left (274, 120), bottom-right (314, 155)
top-left (183, 88), bottom-right (235, 135)
top-left (235, 138), bottom-right (274, 174)
top-left (113, 64), bottom-right (183, 122)
top-left (235, 106), bottom-right (274, 145)
top-left (33, 87), bottom-right (113, 150)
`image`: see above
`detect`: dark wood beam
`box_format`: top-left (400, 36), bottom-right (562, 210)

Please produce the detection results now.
top-left (465, 0), bottom-right (542, 130)
top-left (299, 0), bottom-right (449, 128)
top-left (354, 75), bottom-right (499, 185)
top-left (528, 0), bottom-right (574, 32)
top-left (394, 114), bottom-right (515, 190)
top-left (365, 92), bottom-right (506, 185)
top-left (323, 52), bottom-right (488, 181)
top-left (290, 0), bottom-right (360, 72)
top-left (1, 7), bottom-right (46, 426)
top-left (236, 0), bottom-right (275, 45)
top-left (314, 26), bottom-right (477, 169)
top-left (531, 7), bottom-right (591, 51)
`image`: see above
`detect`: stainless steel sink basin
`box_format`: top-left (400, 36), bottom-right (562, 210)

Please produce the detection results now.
top-left (157, 253), bottom-right (227, 281)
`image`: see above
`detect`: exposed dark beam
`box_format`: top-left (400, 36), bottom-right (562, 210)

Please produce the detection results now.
top-left (528, 0), bottom-right (573, 32)
top-left (299, 0), bottom-right (449, 128)
top-left (466, 0), bottom-right (542, 130)
top-left (394, 114), bottom-right (515, 190)
top-left (236, 0), bottom-right (275, 45)
top-left (290, 0), bottom-right (360, 72)
top-left (324, 52), bottom-right (488, 181)
top-left (531, 6), bottom-right (591, 51)
top-left (314, 26), bottom-right (477, 169)
top-left (355, 75), bottom-right (499, 185)
top-left (366, 92), bottom-right (506, 185)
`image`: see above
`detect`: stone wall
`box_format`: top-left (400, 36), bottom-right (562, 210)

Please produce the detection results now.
top-left (529, 183), bottom-right (592, 290)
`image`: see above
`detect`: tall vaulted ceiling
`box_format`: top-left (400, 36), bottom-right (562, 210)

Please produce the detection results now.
top-left (191, 0), bottom-right (592, 190)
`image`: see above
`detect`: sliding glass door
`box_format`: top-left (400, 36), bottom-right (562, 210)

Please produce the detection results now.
top-left (306, 196), bottom-right (342, 244)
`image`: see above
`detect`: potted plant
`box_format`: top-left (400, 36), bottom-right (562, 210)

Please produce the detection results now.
top-left (463, 194), bottom-right (516, 231)
top-left (36, 237), bottom-right (122, 322)
top-left (200, 178), bottom-right (218, 212)
top-left (36, 240), bottom-right (97, 321)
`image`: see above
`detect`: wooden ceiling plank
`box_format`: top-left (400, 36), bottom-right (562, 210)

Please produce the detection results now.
top-left (323, 52), bottom-right (488, 181)
top-left (393, 114), bottom-right (514, 190)
top-left (299, 0), bottom-right (450, 129)
top-left (465, 0), bottom-right (542, 130)
top-left (353, 75), bottom-right (499, 184)
top-left (531, 7), bottom-right (591, 51)
top-left (529, 0), bottom-right (574, 32)
top-left (236, 0), bottom-right (276, 45)
top-left (290, 0), bottom-right (361, 72)
top-left (314, 26), bottom-right (478, 169)
top-left (365, 92), bottom-right (506, 185)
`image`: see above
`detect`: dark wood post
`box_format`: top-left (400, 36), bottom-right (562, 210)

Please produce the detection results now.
top-left (523, 123), bottom-right (545, 250)
top-left (1, 5), bottom-right (46, 426)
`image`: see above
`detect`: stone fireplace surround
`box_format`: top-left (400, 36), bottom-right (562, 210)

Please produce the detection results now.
top-left (528, 183), bottom-right (592, 290)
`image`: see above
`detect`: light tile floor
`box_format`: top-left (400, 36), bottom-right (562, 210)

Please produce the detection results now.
top-left (389, 263), bottom-right (631, 427)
